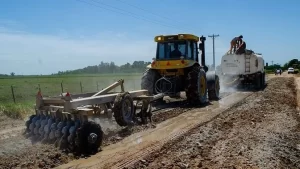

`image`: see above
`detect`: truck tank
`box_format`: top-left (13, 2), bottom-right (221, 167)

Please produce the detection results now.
top-left (220, 49), bottom-right (265, 89)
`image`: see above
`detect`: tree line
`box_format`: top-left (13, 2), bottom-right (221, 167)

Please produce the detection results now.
top-left (1, 59), bottom-right (299, 77)
top-left (56, 61), bottom-right (151, 75)
top-left (265, 59), bottom-right (299, 70)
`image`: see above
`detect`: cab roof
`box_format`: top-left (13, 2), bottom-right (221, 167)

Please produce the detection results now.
top-left (154, 34), bottom-right (199, 42)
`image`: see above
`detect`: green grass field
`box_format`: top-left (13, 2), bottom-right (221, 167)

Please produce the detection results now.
top-left (0, 73), bottom-right (142, 119)
top-left (0, 71), bottom-right (277, 119)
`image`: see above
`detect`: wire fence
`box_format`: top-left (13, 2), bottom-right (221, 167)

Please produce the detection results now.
top-left (0, 78), bottom-right (142, 104)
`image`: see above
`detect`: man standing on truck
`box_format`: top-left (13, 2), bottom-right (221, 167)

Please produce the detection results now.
top-left (229, 35), bottom-right (243, 54)
top-left (235, 41), bottom-right (246, 55)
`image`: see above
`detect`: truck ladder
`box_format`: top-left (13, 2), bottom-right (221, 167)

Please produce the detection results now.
top-left (245, 54), bottom-right (251, 73)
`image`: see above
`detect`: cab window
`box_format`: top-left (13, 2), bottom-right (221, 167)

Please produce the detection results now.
top-left (156, 41), bottom-right (187, 59)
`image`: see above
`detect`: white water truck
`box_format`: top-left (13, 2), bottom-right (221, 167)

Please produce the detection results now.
top-left (220, 49), bottom-right (265, 89)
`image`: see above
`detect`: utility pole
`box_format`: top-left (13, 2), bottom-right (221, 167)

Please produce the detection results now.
top-left (271, 60), bottom-right (274, 65)
top-left (208, 34), bottom-right (219, 70)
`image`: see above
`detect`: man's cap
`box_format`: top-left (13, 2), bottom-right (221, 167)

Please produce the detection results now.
top-left (239, 35), bottom-right (243, 38)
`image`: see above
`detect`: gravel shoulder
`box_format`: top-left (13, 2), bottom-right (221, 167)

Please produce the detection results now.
top-left (130, 77), bottom-right (300, 169)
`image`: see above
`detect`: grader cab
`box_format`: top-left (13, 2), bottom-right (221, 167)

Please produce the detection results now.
top-left (141, 34), bottom-right (220, 105)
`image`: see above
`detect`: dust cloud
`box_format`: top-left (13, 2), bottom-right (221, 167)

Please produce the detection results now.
top-left (91, 117), bottom-right (121, 134)
top-left (219, 75), bottom-right (239, 93)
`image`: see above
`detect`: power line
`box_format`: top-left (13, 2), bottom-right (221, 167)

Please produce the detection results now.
top-left (77, 0), bottom-right (188, 32)
top-left (208, 34), bottom-right (219, 70)
top-left (115, 0), bottom-right (193, 32)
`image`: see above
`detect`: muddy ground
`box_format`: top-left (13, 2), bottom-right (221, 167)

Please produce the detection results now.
top-left (0, 92), bottom-right (231, 169)
top-left (130, 77), bottom-right (300, 169)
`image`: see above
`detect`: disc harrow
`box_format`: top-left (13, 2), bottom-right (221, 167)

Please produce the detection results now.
top-left (23, 79), bottom-right (164, 155)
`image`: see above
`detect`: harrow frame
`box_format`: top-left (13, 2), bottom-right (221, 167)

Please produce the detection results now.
top-left (24, 79), bottom-right (164, 154)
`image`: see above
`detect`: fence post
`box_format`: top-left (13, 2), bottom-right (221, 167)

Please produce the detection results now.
top-left (61, 82), bottom-right (64, 93)
top-left (80, 81), bottom-right (83, 93)
top-left (11, 85), bottom-right (16, 103)
top-left (113, 79), bottom-right (116, 92)
top-left (38, 84), bottom-right (41, 92)
top-left (96, 82), bottom-right (99, 91)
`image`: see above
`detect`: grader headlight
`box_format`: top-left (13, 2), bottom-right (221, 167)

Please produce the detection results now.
top-left (179, 34), bottom-right (184, 39)
top-left (155, 36), bottom-right (164, 42)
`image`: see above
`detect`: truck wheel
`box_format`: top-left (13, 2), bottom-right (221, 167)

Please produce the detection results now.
top-left (255, 73), bottom-right (262, 90)
top-left (206, 71), bottom-right (220, 100)
top-left (113, 92), bottom-right (135, 126)
top-left (141, 69), bottom-right (160, 95)
top-left (261, 73), bottom-right (265, 88)
top-left (75, 121), bottom-right (103, 155)
top-left (185, 66), bottom-right (207, 105)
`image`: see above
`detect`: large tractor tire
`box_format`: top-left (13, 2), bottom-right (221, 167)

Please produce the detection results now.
top-left (185, 66), bottom-right (208, 105)
top-left (206, 71), bottom-right (220, 100)
top-left (75, 121), bottom-right (103, 155)
top-left (141, 69), bottom-right (160, 95)
top-left (113, 92), bottom-right (135, 126)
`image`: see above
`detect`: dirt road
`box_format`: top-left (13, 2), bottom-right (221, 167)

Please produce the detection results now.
top-left (0, 92), bottom-right (232, 169)
top-left (57, 92), bottom-right (251, 169)
top-left (1, 74), bottom-right (299, 169)
top-left (130, 76), bottom-right (300, 169)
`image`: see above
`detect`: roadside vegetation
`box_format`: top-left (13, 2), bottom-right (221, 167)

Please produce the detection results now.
top-left (0, 59), bottom-right (298, 119)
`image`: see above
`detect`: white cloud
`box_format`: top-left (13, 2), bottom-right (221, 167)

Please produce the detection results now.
top-left (0, 30), bottom-right (156, 75)
top-left (0, 28), bottom-right (228, 75)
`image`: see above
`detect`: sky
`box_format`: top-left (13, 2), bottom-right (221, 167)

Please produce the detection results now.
top-left (0, 0), bottom-right (299, 75)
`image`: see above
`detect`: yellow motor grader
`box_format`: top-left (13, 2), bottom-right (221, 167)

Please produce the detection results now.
top-left (141, 34), bottom-right (220, 105)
